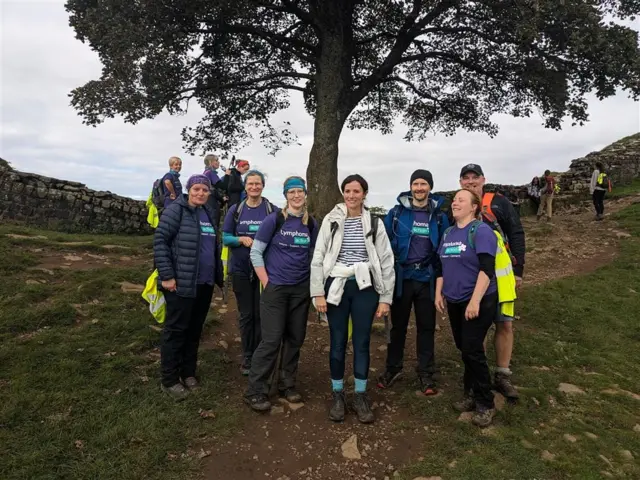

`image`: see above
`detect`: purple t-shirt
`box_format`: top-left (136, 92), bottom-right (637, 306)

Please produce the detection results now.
top-left (438, 222), bottom-right (497, 302)
top-left (223, 201), bottom-right (275, 275)
top-left (204, 168), bottom-right (221, 186)
top-left (162, 172), bottom-right (182, 208)
top-left (255, 213), bottom-right (318, 286)
top-left (406, 210), bottom-right (433, 264)
top-left (197, 209), bottom-right (217, 285)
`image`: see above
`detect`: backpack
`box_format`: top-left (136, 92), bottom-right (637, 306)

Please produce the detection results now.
top-left (390, 204), bottom-right (445, 241)
top-left (597, 172), bottom-right (613, 192)
top-left (233, 198), bottom-right (276, 235)
top-left (481, 193), bottom-right (516, 265)
top-left (151, 177), bottom-right (166, 209)
top-left (328, 212), bottom-right (380, 250)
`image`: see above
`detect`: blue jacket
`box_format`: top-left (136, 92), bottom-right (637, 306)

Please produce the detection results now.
top-left (384, 191), bottom-right (449, 297)
top-left (153, 195), bottom-right (224, 298)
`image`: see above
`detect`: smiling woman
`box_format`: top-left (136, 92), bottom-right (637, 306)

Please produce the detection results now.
top-left (153, 174), bottom-right (223, 401)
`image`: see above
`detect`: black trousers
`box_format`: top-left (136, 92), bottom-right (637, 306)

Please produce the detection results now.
top-left (232, 271), bottom-right (262, 362)
top-left (593, 190), bottom-right (606, 215)
top-left (246, 282), bottom-right (311, 396)
top-left (446, 292), bottom-right (497, 409)
top-left (386, 279), bottom-right (437, 376)
top-left (161, 284), bottom-right (214, 387)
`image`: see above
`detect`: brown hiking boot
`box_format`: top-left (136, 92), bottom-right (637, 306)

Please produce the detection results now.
top-left (329, 391), bottom-right (346, 422)
top-left (494, 372), bottom-right (519, 400)
top-left (279, 387), bottom-right (303, 404)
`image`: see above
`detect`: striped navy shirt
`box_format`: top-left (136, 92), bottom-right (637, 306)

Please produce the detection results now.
top-left (336, 216), bottom-right (369, 266)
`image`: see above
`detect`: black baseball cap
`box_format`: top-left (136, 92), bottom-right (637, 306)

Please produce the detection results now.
top-left (460, 163), bottom-right (484, 177)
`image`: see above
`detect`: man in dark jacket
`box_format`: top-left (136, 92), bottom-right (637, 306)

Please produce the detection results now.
top-left (459, 163), bottom-right (525, 400)
top-left (377, 169), bottom-right (450, 395)
top-left (154, 174), bottom-right (224, 400)
top-left (221, 159), bottom-right (251, 207)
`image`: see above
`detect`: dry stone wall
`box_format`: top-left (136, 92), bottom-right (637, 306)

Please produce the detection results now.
top-left (0, 159), bottom-right (151, 235)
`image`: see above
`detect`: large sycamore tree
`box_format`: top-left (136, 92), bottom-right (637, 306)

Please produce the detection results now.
top-left (66, 0), bottom-right (640, 218)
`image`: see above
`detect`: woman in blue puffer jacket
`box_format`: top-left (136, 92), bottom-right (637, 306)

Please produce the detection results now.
top-left (154, 174), bottom-right (224, 401)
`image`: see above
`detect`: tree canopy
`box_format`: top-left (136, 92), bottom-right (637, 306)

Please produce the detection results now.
top-left (66, 0), bottom-right (640, 217)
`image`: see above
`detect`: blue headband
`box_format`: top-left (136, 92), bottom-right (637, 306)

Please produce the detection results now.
top-left (283, 178), bottom-right (306, 197)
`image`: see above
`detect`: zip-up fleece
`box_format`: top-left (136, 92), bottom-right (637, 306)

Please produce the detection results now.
top-left (383, 191), bottom-right (449, 297)
top-left (310, 204), bottom-right (395, 304)
top-left (154, 195), bottom-right (223, 298)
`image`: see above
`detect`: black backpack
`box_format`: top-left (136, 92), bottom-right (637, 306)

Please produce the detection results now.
top-left (151, 178), bottom-right (165, 208)
top-left (232, 198), bottom-right (276, 235)
top-left (328, 213), bottom-right (380, 250)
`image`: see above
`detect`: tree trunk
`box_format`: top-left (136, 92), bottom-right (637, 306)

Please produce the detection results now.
top-left (306, 15), bottom-right (353, 221)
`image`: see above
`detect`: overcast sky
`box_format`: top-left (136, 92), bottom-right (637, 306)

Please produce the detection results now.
top-left (1, 0), bottom-right (639, 208)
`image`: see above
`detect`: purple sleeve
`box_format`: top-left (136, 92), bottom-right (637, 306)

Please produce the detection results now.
top-left (254, 212), bottom-right (277, 244)
top-left (474, 224), bottom-right (498, 256)
top-left (222, 204), bottom-right (238, 234)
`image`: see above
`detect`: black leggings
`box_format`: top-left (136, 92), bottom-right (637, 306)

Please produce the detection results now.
top-left (446, 293), bottom-right (498, 409)
top-left (593, 190), bottom-right (606, 215)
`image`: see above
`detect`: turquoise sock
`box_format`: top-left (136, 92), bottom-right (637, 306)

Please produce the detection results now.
top-left (355, 378), bottom-right (367, 393)
top-left (331, 379), bottom-right (344, 392)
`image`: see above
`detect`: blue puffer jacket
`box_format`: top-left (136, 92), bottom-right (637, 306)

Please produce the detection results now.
top-left (383, 191), bottom-right (449, 298)
top-left (154, 195), bottom-right (224, 298)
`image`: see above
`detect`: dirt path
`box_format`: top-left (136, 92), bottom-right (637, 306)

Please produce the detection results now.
top-left (199, 195), bottom-right (639, 480)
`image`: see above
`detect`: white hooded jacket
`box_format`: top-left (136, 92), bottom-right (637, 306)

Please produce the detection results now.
top-left (310, 204), bottom-right (395, 304)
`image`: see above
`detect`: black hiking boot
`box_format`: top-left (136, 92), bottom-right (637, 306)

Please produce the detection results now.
top-left (329, 391), bottom-right (346, 422)
top-left (494, 372), bottom-right (519, 400)
top-left (352, 392), bottom-right (375, 424)
top-left (452, 393), bottom-right (476, 413)
top-left (244, 393), bottom-right (271, 412)
top-left (472, 405), bottom-right (496, 428)
top-left (161, 383), bottom-right (190, 402)
top-left (377, 371), bottom-right (403, 389)
top-left (418, 374), bottom-right (438, 396)
top-left (279, 387), bottom-right (303, 404)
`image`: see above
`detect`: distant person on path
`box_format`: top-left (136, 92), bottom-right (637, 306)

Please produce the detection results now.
top-left (222, 159), bottom-right (251, 207)
top-left (244, 176), bottom-right (318, 412)
top-left (527, 176), bottom-right (541, 210)
top-left (537, 170), bottom-right (556, 221)
top-left (203, 154), bottom-right (227, 222)
top-left (154, 174), bottom-right (223, 401)
top-left (162, 156), bottom-right (183, 209)
top-left (377, 169), bottom-right (450, 396)
top-left (436, 189), bottom-right (499, 427)
top-left (590, 161), bottom-right (609, 221)
top-left (311, 174), bottom-right (395, 424)
top-left (459, 163), bottom-right (525, 401)
top-left (222, 171), bottom-right (278, 376)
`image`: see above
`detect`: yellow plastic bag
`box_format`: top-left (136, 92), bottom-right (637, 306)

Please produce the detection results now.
top-left (141, 269), bottom-right (166, 324)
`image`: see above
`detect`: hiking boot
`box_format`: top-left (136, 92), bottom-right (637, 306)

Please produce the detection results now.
top-left (472, 406), bottom-right (495, 428)
top-left (352, 392), bottom-right (375, 424)
top-left (161, 383), bottom-right (190, 402)
top-left (244, 393), bottom-right (271, 412)
top-left (452, 394), bottom-right (476, 413)
top-left (377, 371), bottom-right (403, 389)
top-left (240, 358), bottom-right (251, 376)
top-left (329, 391), bottom-right (346, 422)
top-left (494, 372), bottom-right (519, 400)
top-left (279, 387), bottom-right (303, 404)
top-left (418, 375), bottom-right (438, 396)
top-left (183, 377), bottom-right (200, 390)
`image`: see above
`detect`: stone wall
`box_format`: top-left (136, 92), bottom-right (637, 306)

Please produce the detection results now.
top-left (0, 159), bottom-right (151, 235)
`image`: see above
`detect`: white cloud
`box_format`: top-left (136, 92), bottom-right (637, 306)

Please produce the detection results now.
top-left (1, 0), bottom-right (639, 210)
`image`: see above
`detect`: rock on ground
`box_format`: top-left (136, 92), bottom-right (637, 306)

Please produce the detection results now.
top-left (558, 383), bottom-right (585, 395)
top-left (341, 435), bottom-right (361, 460)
